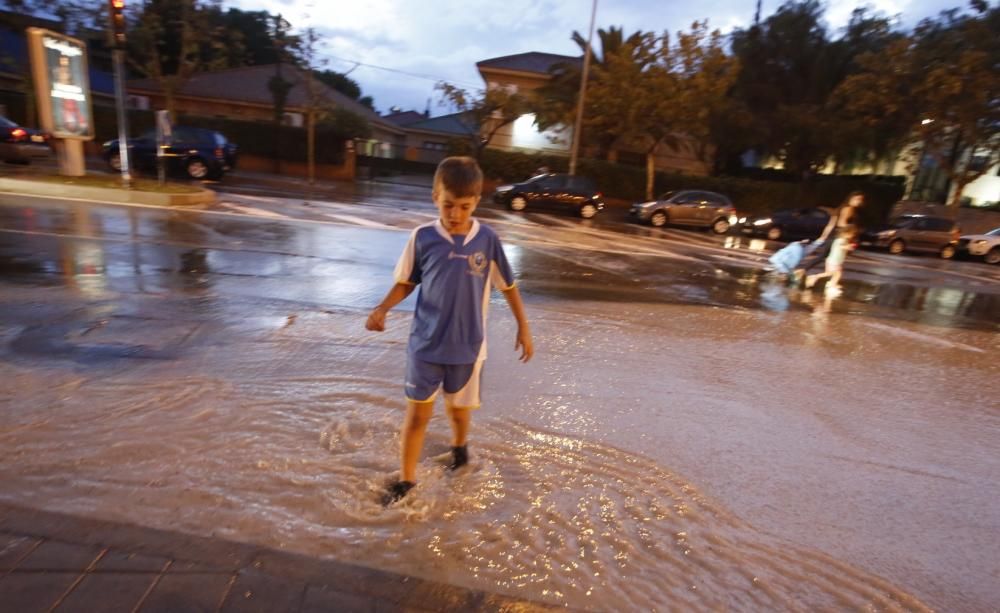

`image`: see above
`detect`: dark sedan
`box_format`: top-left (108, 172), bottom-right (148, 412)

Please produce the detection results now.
top-left (740, 207), bottom-right (830, 241)
top-left (103, 126), bottom-right (238, 180)
top-left (0, 115), bottom-right (52, 163)
top-left (493, 173), bottom-right (604, 219)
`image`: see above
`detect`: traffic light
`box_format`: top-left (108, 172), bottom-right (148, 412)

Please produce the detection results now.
top-left (108, 0), bottom-right (126, 48)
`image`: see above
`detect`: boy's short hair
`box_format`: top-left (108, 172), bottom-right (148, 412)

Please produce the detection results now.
top-left (433, 156), bottom-right (483, 198)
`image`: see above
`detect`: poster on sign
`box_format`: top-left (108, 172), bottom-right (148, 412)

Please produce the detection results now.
top-left (27, 28), bottom-right (94, 140)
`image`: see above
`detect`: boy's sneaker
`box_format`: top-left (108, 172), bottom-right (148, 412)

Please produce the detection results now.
top-left (448, 445), bottom-right (468, 471)
top-left (381, 480), bottom-right (414, 506)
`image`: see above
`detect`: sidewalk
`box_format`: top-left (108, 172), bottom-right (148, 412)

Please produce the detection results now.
top-left (0, 503), bottom-right (562, 612)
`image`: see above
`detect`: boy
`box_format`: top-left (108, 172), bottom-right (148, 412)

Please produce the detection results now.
top-left (365, 156), bottom-right (533, 506)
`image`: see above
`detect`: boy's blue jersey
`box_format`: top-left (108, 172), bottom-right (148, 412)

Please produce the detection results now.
top-left (394, 219), bottom-right (516, 364)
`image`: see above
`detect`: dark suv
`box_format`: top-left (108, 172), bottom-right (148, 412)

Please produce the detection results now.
top-left (102, 126), bottom-right (238, 180)
top-left (860, 215), bottom-right (961, 259)
top-left (741, 207), bottom-right (830, 241)
top-left (493, 173), bottom-right (604, 219)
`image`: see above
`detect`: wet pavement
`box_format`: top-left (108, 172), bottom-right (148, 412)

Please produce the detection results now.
top-left (0, 180), bottom-right (998, 611)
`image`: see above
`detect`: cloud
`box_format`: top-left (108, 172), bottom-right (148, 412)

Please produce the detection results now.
top-left (230, 0), bottom-right (961, 113)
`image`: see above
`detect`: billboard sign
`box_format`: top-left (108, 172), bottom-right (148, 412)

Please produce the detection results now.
top-left (27, 28), bottom-right (94, 140)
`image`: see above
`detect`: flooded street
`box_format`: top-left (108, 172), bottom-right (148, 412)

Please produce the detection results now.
top-left (1, 193), bottom-right (998, 611)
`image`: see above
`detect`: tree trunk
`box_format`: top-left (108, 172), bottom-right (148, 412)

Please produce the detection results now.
top-left (307, 108), bottom-right (315, 185)
top-left (948, 178), bottom-right (967, 209)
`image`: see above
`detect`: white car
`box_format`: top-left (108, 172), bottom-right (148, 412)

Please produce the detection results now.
top-left (958, 227), bottom-right (1000, 264)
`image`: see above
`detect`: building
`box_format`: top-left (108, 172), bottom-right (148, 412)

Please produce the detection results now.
top-left (475, 51), bottom-right (711, 175)
top-left (125, 64), bottom-right (405, 157)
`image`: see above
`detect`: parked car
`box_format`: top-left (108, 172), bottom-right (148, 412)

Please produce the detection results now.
top-left (740, 207), bottom-right (830, 241)
top-left (102, 126), bottom-right (238, 180)
top-left (630, 190), bottom-right (736, 234)
top-left (859, 214), bottom-right (961, 259)
top-left (0, 115), bottom-right (52, 163)
top-left (957, 227), bottom-right (1000, 265)
top-left (493, 173), bottom-right (604, 219)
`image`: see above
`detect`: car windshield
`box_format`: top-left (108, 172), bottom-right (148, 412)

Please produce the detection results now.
top-left (658, 191), bottom-right (676, 201)
top-left (987, 228), bottom-right (1000, 236)
top-left (0, 116), bottom-right (18, 128)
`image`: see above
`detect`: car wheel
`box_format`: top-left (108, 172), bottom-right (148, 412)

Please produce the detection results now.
top-left (888, 239), bottom-right (905, 255)
top-left (509, 196), bottom-right (527, 212)
top-left (711, 217), bottom-right (731, 234)
top-left (579, 203), bottom-right (598, 219)
top-left (766, 226), bottom-right (782, 241)
top-left (186, 158), bottom-right (210, 180)
top-left (650, 210), bottom-right (668, 227)
top-left (940, 244), bottom-right (956, 260)
top-left (108, 156), bottom-right (121, 171)
top-left (985, 247), bottom-right (1000, 265)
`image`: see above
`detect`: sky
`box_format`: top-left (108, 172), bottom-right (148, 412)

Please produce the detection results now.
top-left (231, 0), bottom-right (963, 116)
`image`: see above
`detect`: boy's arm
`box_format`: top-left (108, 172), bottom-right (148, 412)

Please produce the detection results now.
top-left (501, 285), bottom-right (533, 362)
top-left (366, 282), bottom-right (416, 332)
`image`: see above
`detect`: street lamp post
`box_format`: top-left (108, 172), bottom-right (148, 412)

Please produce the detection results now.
top-left (108, 0), bottom-right (131, 187)
top-left (568, 0), bottom-right (597, 176)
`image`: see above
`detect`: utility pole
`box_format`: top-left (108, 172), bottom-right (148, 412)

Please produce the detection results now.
top-left (108, 0), bottom-right (131, 187)
top-left (568, 0), bottom-right (597, 176)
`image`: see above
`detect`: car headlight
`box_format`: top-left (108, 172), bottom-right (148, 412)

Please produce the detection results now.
top-left (738, 217), bottom-right (747, 223)
top-left (495, 185), bottom-right (513, 192)
top-left (752, 218), bottom-right (771, 226)
top-left (728, 215), bottom-right (738, 224)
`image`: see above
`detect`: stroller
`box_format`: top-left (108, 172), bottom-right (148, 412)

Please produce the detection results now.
top-left (767, 240), bottom-right (823, 282)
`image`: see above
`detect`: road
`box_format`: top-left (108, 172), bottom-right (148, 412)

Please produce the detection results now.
top-left (0, 184), bottom-right (998, 611)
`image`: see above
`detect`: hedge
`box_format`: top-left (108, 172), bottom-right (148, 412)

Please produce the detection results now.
top-left (477, 148), bottom-right (906, 227)
top-left (0, 91), bottom-right (346, 165)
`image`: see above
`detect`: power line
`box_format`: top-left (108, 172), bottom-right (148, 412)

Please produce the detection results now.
top-left (323, 54), bottom-right (481, 89)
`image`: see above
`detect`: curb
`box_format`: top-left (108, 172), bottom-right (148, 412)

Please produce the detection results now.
top-left (0, 502), bottom-right (567, 612)
top-left (0, 177), bottom-right (216, 207)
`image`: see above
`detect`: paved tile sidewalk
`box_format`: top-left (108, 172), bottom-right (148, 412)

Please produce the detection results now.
top-left (0, 503), bottom-right (562, 612)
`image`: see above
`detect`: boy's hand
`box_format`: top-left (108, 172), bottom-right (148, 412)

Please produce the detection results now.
top-left (366, 306), bottom-right (387, 332)
top-left (515, 327), bottom-right (533, 362)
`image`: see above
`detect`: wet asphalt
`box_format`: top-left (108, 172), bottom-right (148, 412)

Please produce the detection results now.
top-left (0, 173), bottom-right (997, 338)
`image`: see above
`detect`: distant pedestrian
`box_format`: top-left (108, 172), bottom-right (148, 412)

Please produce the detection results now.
top-left (794, 191), bottom-right (865, 286)
top-left (365, 156), bottom-right (533, 506)
top-left (805, 225), bottom-right (858, 293)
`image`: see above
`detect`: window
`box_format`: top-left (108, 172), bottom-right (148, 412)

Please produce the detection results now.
top-left (282, 112), bottom-right (304, 127)
top-left (703, 193), bottom-right (727, 206)
top-left (923, 218), bottom-right (954, 232)
top-left (538, 175), bottom-right (566, 189)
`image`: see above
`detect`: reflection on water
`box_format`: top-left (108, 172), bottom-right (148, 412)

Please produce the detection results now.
top-left (523, 250), bottom-right (998, 331)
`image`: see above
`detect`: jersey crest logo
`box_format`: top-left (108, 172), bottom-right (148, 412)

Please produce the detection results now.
top-left (467, 251), bottom-right (487, 275)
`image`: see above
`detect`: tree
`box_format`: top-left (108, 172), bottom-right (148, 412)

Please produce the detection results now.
top-left (837, 4), bottom-right (1000, 206)
top-left (127, 0), bottom-right (231, 120)
top-left (534, 26), bottom-right (650, 159)
top-left (667, 22), bottom-right (741, 178)
top-left (313, 70), bottom-right (372, 109)
top-left (435, 82), bottom-right (530, 159)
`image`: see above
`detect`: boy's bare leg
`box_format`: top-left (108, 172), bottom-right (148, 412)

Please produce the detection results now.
top-left (446, 405), bottom-right (471, 447)
top-left (446, 405), bottom-right (471, 470)
top-left (400, 400), bottom-right (435, 483)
